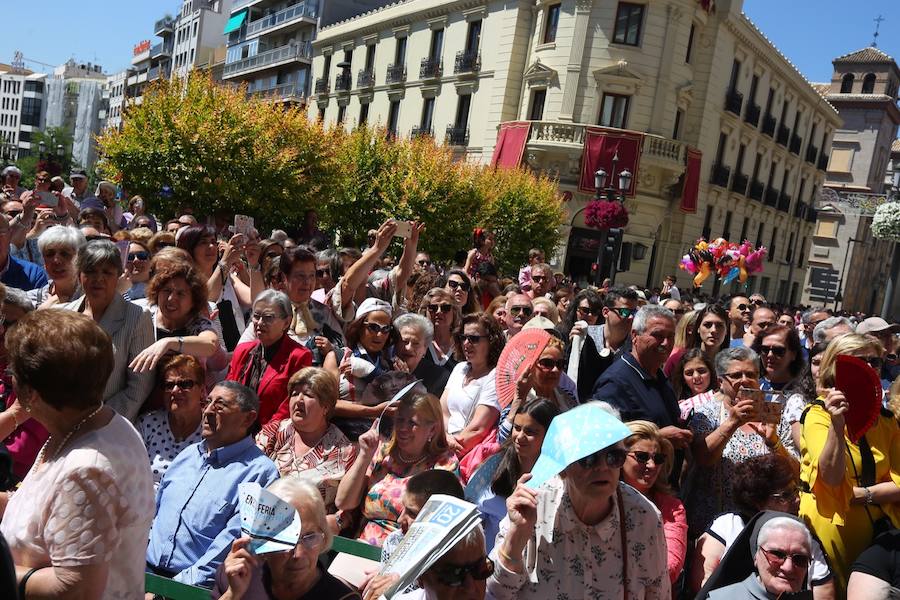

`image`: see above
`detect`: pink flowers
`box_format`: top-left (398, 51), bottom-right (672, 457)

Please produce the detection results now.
top-left (584, 200), bottom-right (629, 229)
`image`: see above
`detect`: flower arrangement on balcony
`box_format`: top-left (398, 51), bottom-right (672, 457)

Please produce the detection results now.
top-left (871, 201), bottom-right (900, 242)
top-left (584, 199), bottom-right (629, 229)
top-left (680, 238), bottom-right (767, 287)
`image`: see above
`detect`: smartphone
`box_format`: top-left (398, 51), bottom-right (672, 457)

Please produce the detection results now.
top-left (234, 214), bottom-right (254, 237)
top-left (37, 191), bottom-right (58, 208)
top-left (738, 388), bottom-right (784, 424)
top-left (116, 240), bottom-right (130, 272)
top-left (393, 221), bottom-right (412, 239)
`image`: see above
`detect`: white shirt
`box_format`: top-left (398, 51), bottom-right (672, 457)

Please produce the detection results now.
top-left (444, 363), bottom-right (500, 434)
top-left (137, 409), bottom-right (203, 489)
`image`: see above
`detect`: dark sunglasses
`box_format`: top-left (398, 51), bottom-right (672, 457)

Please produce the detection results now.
top-left (758, 345), bottom-right (787, 358)
top-left (536, 358), bottom-right (566, 371)
top-left (417, 259), bottom-right (431, 266)
top-left (4, 210), bottom-right (21, 219)
top-left (736, 303), bottom-right (750, 311)
top-left (85, 234), bottom-right (109, 241)
top-left (157, 242), bottom-right (174, 249)
top-left (759, 547), bottom-right (811, 570)
top-left (447, 279), bottom-right (470, 292)
top-left (315, 268), bottom-right (330, 277)
top-left (863, 356), bottom-right (884, 369)
top-left (751, 300), bottom-right (768, 307)
top-left (459, 334), bottom-right (486, 344)
top-left (163, 379), bottom-right (196, 391)
top-left (576, 305), bottom-right (597, 316)
top-left (577, 447), bottom-right (627, 469)
top-left (509, 305), bottom-right (533, 317)
top-left (128, 251), bottom-right (150, 261)
top-left (611, 307), bottom-right (637, 319)
top-left (531, 275), bottom-right (548, 283)
top-left (364, 322), bottom-right (392, 335)
top-left (628, 450), bottom-right (666, 465)
top-left (432, 557), bottom-right (494, 587)
top-left (428, 303), bottom-right (453, 314)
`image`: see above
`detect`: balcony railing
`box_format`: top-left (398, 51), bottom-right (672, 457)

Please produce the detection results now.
top-left (148, 66), bottom-right (169, 81)
top-left (246, 2), bottom-right (318, 37)
top-left (817, 153), bottom-right (829, 171)
top-left (454, 51), bottom-right (480, 74)
top-left (724, 89), bottom-right (744, 115)
top-left (314, 77), bottom-right (329, 94)
top-left (445, 126), bottom-right (469, 146)
top-left (386, 64), bottom-right (406, 84)
top-left (223, 42), bottom-right (312, 78)
top-left (748, 180), bottom-right (765, 201)
top-left (731, 172), bottom-right (749, 195)
top-left (420, 57), bottom-right (442, 80)
top-left (777, 192), bottom-right (792, 212)
top-left (744, 103), bottom-right (761, 127)
top-left (334, 72), bottom-right (352, 92)
top-left (250, 82), bottom-right (305, 103)
top-left (761, 113), bottom-right (776, 137)
top-left (776, 124), bottom-right (790, 146)
top-left (764, 187), bottom-right (780, 207)
top-left (154, 16), bottom-right (175, 34)
top-left (805, 145), bottom-right (819, 164)
top-left (710, 163), bottom-right (731, 188)
top-left (150, 43), bottom-right (173, 58)
top-left (411, 126), bottom-right (433, 138)
top-left (357, 70), bottom-right (375, 88)
top-left (789, 133), bottom-right (802, 155)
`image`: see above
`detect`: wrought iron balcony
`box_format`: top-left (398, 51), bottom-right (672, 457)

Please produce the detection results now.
top-left (777, 192), bottom-right (792, 212)
top-left (806, 207), bottom-right (818, 222)
top-left (776, 124), bottom-right (790, 146)
top-left (761, 113), bottom-right (776, 137)
top-left (411, 126), bottom-right (433, 138)
top-left (314, 77), bottom-right (329, 95)
top-left (357, 70), bottom-right (375, 88)
top-left (710, 163), bottom-right (731, 188)
top-left (245, 2), bottom-right (318, 37)
top-left (420, 57), bottom-right (442, 80)
top-left (222, 42), bottom-right (312, 78)
top-left (744, 103), bottom-right (761, 127)
top-left (445, 126), bottom-right (469, 146)
top-left (748, 180), bottom-right (765, 201)
top-left (724, 89), bottom-right (744, 116)
top-left (789, 133), bottom-right (802, 155)
top-left (454, 51), bottom-right (480, 75)
top-left (764, 187), bottom-right (780, 207)
top-left (805, 145), bottom-right (819, 164)
top-left (334, 72), bottom-right (352, 92)
top-left (730, 172), bottom-right (749, 195)
top-left (817, 153), bottom-right (829, 171)
top-left (386, 64), bottom-right (406, 84)
top-left (248, 82), bottom-right (305, 103)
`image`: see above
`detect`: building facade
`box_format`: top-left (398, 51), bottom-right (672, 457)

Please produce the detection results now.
top-left (44, 60), bottom-right (107, 170)
top-left (309, 0), bottom-right (838, 300)
top-left (0, 62), bottom-right (46, 161)
top-left (801, 47), bottom-right (900, 315)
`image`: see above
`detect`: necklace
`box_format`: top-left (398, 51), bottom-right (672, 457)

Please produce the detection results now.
top-left (397, 450), bottom-right (427, 465)
top-left (36, 404), bottom-right (104, 467)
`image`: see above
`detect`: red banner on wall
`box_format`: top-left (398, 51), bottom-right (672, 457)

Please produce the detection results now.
top-left (680, 148), bottom-right (702, 213)
top-left (490, 121), bottom-right (532, 169)
top-left (578, 128), bottom-right (643, 197)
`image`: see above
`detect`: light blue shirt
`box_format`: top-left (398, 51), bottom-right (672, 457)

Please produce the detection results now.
top-left (146, 436), bottom-right (279, 586)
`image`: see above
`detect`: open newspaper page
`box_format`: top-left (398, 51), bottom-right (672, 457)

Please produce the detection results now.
top-left (377, 494), bottom-right (481, 599)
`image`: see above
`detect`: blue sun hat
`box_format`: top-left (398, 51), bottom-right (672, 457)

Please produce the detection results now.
top-left (526, 403), bottom-right (631, 489)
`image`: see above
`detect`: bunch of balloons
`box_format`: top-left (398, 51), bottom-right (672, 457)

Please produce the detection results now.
top-left (679, 238), bottom-right (767, 288)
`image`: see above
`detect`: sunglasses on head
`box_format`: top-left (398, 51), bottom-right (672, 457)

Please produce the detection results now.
top-left (758, 344), bottom-right (787, 358)
top-left (364, 322), bottom-right (392, 335)
top-left (536, 357), bottom-right (566, 371)
top-left (611, 307), bottom-right (637, 319)
top-left (576, 447), bottom-right (627, 469)
top-left (432, 557), bottom-right (494, 587)
top-left (447, 279), bottom-right (470, 292)
top-left (759, 547), bottom-right (811, 570)
top-left (163, 379), bottom-right (196, 391)
top-left (628, 450), bottom-right (666, 465)
top-left (509, 305), bottom-right (533, 317)
top-left (428, 303), bottom-right (453, 314)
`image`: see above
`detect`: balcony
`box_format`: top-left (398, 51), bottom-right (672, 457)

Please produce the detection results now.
top-left (744, 102), bottom-right (761, 128)
top-left (232, 0), bottom-right (265, 10)
top-left (445, 126), bottom-right (469, 146)
top-left (357, 70), bottom-right (375, 88)
top-left (420, 57), bottom-right (442, 80)
top-left (454, 51), bottom-right (480, 75)
top-left (249, 82), bottom-right (305, 104)
top-left (761, 113), bottom-right (776, 137)
top-left (805, 145), bottom-right (819, 165)
top-left (710, 163), bottom-right (731, 188)
top-left (150, 43), bottom-right (173, 59)
top-left (748, 179), bottom-right (765, 201)
top-left (764, 187), bottom-right (780, 207)
top-left (245, 2), bottom-right (318, 38)
top-left (147, 66), bottom-right (170, 81)
top-left (222, 42), bottom-right (312, 78)
top-left (724, 89), bottom-right (744, 116)
top-left (776, 124), bottom-right (790, 146)
top-left (386, 64), bottom-right (406, 84)
top-left (777, 192), bottom-right (792, 212)
top-left (730, 172), bottom-right (749, 195)
top-left (334, 72), bottom-right (352, 92)
top-left (789, 133), bottom-right (802, 155)
top-left (154, 16), bottom-right (175, 35)
top-left (411, 126), bottom-right (433, 138)
top-left (817, 153), bottom-right (829, 171)
top-left (314, 77), bottom-right (329, 95)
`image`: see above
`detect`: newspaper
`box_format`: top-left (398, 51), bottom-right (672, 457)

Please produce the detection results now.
top-left (377, 494), bottom-right (481, 599)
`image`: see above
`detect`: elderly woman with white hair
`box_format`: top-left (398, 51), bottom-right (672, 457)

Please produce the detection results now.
top-left (393, 312), bottom-right (450, 396)
top-left (27, 225), bottom-right (85, 308)
top-left (213, 477), bottom-right (362, 600)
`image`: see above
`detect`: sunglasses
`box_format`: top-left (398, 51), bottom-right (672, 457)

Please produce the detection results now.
top-left (531, 275), bottom-right (548, 283)
top-left (509, 305), bottom-right (533, 317)
top-left (576, 305), bottom-right (597, 316)
top-left (769, 485), bottom-right (800, 501)
top-left (862, 356), bottom-right (884, 369)
top-left (85, 234), bottom-right (109, 241)
top-left (758, 345), bottom-right (787, 358)
top-left (163, 379), bottom-right (196, 391)
top-left (432, 557), bottom-right (494, 587)
top-left (364, 322), bottom-right (392, 335)
top-left (447, 279), bottom-right (470, 292)
top-left (251, 312), bottom-right (282, 325)
top-left (736, 303), bottom-right (750, 312)
top-left (4, 210), bottom-right (21, 219)
top-left (577, 447), bottom-right (627, 469)
top-left (628, 450), bottom-right (666, 465)
top-left (428, 303), bottom-right (453, 314)
top-left (751, 300), bottom-right (768, 307)
top-left (536, 358), bottom-right (566, 371)
top-left (315, 268), bottom-right (330, 277)
top-left (759, 547), bottom-right (811, 570)
top-left (128, 251), bottom-right (150, 262)
top-left (459, 333), bottom-right (486, 344)
top-left (417, 259), bottom-right (431, 266)
top-left (611, 307), bottom-right (638, 319)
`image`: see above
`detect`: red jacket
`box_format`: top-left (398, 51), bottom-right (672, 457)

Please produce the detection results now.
top-left (227, 336), bottom-right (312, 426)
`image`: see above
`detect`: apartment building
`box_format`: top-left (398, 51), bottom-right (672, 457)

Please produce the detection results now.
top-left (106, 70), bottom-right (130, 131)
top-left (0, 64), bottom-right (46, 161)
top-left (44, 60), bottom-right (107, 170)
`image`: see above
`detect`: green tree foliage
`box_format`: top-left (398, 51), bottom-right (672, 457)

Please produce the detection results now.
top-left (14, 127), bottom-right (76, 187)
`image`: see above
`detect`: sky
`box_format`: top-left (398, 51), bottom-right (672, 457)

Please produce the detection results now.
top-left (0, 1), bottom-right (897, 81)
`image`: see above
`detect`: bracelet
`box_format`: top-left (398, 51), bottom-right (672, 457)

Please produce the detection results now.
top-left (865, 487), bottom-right (875, 505)
top-left (498, 546), bottom-right (524, 568)
top-left (19, 567), bottom-right (40, 598)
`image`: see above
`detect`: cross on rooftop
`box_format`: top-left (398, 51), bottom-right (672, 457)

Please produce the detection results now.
top-left (873, 14), bottom-right (885, 47)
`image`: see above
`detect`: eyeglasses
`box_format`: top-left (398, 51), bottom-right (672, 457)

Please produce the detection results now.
top-left (432, 557), bottom-right (495, 587)
top-left (577, 447), bottom-right (627, 469)
top-left (536, 358), bottom-right (566, 371)
top-left (628, 450), bottom-right (666, 465)
top-left (509, 305), bottom-right (533, 317)
top-left (251, 312), bottom-right (282, 325)
top-left (751, 300), bottom-right (768, 307)
top-left (611, 307), bottom-right (638, 319)
top-left (531, 275), bottom-right (548, 283)
top-left (723, 370), bottom-right (759, 382)
top-left (4, 210), bottom-right (21, 219)
top-left (163, 379), bottom-right (197, 391)
top-left (128, 251), bottom-right (150, 262)
top-left (759, 547), bottom-right (811, 570)
top-left (758, 345), bottom-right (787, 358)
top-left (364, 322), bottom-right (392, 335)
top-left (576, 305), bottom-right (597, 316)
top-left (769, 486), bottom-right (800, 501)
top-left (296, 531), bottom-right (326, 550)
top-left (315, 268), bottom-right (330, 278)
top-left (428, 303), bottom-right (453, 314)
top-left (459, 334), bottom-right (486, 344)
top-left (417, 259), bottom-right (431, 266)
top-left (861, 356), bottom-right (884, 369)
top-left (447, 279), bottom-right (470, 292)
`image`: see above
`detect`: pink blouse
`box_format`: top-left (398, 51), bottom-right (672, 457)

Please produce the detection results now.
top-left (653, 490), bottom-right (688, 587)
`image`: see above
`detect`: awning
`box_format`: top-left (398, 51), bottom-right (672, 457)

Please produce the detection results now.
top-left (223, 10), bottom-right (248, 34)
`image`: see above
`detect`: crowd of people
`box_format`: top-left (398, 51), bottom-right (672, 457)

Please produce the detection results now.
top-left (0, 165), bottom-right (898, 599)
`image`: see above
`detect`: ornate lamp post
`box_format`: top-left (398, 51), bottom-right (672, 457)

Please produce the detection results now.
top-left (588, 152), bottom-right (632, 285)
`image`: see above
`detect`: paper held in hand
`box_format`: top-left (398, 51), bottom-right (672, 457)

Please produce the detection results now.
top-left (238, 482), bottom-right (302, 555)
top-left (377, 494), bottom-right (482, 600)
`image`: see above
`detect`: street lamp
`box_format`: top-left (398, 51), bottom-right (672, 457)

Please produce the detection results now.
top-left (592, 151), bottom-right (630, 285)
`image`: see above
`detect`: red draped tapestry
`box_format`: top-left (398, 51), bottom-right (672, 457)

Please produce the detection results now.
top-left (578, 127), bottom-right (643, 197)
top-left (490, 121), bottom-right (532, 168)
top-left (680, 148), bottom-right (703, 213)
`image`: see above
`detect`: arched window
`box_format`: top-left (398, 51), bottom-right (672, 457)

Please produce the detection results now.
top-left (862, 73), bottom-right (877, 94)
top-left (840, 73), bottom-right (855, 93)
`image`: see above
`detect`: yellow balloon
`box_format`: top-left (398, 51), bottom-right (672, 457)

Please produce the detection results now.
top-left (693, 263), bottom-right (712, 287)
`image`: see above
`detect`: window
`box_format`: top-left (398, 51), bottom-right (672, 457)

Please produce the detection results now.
top-left (395, 37), bottom-right (407, 65)
top-left (739, 217), bottom-right (749, 242)
top-left (862, 73), bottom-right (877, 94)
top-left (755, 222), bottom-right (765, 249)
top-left (786, 232), bottom-right (795, 263)
top-left (317, 107), bottom-right (325, 122)
top-left (736, 144), bottom-right (746, 174)
top-left (728, 59), bottom-right (741, 93)
top-left (685, 23), bottom-right (695, 63)
top-left (420, 97), bottom-right (435, 130)
top-left (722, 211), bottom-right (732, 241)
top-left (748, 74), bottom-right (759, 104)
top-left (840, 73), bottom-right (854, 93)
top-left (365, 44), bottom-right (376, 72)
top-left (797, 237), bottom-right (806, 267)
top-left (529, 89), bottom-right (546, 121)
top-left (613, 3), bottom-right (644, 46)
top-left (815, 219), bottom-right (838, 238)
top-left (714, 132), bottom-right (727, 165)
top-left (336, 105), bottom-right (346, 124)
top-left (465, 20), bottom-right (482, 54)
top-left (322, 55), bottom-right (332, 79)
top-left (429, 28), bottom-right (444, 62)
top-left (768, 227), bottom-right (778, 261)
top-left (359, 102), bottom-right (369, 126)
top-left (343, 49), bottom-right (353, 67)
top-left (673, 109), bottom-right (683, 139)
top-left (598, 93), bottom-right (629, 128)
top-left (543, 4), bottom-right (561, 44)
top-left (21, 97), bottom-right (41, 127)
top-left (387, 100), bottom-right (401, 136)
top-left (455, 93), bottom-right (472, 128)
top-left (764, 88), bottom-right (775, 115)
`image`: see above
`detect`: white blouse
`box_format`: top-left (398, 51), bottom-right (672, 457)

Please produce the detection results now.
top-left (444, 363), bottom-right (500, 435)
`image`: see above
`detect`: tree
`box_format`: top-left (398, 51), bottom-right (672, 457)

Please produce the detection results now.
top-left (96, 73), bottom-right (343, 230)
top-left (15, 127), bottom-right (76, 187)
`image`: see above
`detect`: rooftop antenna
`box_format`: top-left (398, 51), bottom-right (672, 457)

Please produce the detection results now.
top-left (873, 14), bottom-right (885, 47)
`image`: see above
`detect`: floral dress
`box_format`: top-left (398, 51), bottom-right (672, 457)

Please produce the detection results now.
top-left (359, 442), bottom-right (458, 546)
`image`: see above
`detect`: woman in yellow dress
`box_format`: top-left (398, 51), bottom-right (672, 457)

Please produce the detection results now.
top-left (799, 333), bottom-right (900, 595)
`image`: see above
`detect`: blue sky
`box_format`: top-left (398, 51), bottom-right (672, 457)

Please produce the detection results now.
top-left (0, 1), bottom-right (897, 82)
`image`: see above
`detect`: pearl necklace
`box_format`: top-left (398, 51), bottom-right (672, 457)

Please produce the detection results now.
top-left (397, 450), bottom-right (427, 465)
top-left (36, 404), bottom-right (104, 467)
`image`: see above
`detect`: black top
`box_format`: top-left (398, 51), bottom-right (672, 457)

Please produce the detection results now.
top-left (589, 353), bottom-right (679, 427)
top-left (851, 529), bottom-right (900, 589)
top-left (413, 359), bottom-right (452, 397)
top-left (212, 562), bottom-right (361, 600)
